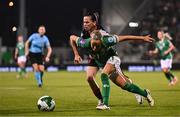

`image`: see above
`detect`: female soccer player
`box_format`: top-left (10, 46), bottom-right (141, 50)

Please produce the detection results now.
top-left (25, 25), bottom-right (52, 87)
top-left (71, 30), bottom-right (155, 109)
top-left (70, 12), bottom-right (146, 109)
top-left (70, 12), bottom-right (109, 108)
top-left (14, 35), bottom-right (27, 78)
top-left (149, 31), bottom-right (178, 86)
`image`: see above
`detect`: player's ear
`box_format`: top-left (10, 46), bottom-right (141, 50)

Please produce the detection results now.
top-left (93, 21), bottom-right (97, 26)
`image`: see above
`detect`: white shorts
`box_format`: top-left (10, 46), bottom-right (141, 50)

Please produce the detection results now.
top-left (106, 56), bottom-right (124, 76)
top-left (17, 56), bottom-right (27, 64)
top-left (160, 59), bottom-right (172, 69)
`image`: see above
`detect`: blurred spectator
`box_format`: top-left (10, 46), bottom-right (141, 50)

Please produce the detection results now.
top-left (2, 48), bottom-right (13, 65)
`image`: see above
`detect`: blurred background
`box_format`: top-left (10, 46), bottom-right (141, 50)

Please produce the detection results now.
top-left (0, 0), bottom-right (180, 71)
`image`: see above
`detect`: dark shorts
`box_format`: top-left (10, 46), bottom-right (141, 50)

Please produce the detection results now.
top-left (88, 58), bottom-right (99, 67)
top-left (29, 52), bottom-right (44, 65)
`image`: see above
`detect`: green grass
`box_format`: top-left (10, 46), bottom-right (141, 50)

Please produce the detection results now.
top-left (0, 71), bottom-right (180, 116)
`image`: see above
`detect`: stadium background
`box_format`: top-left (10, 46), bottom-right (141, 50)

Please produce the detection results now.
top-left (0, 0), bottom-right (180, 72)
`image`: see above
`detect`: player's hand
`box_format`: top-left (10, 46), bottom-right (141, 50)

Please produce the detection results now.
top-left (148, 51), bottom-right (153, 56)
top-left (163, 51), bottom-right (169, 55)
top-left (74, 55), bottom-right (82, 64)
top-left (143, 35), bottom-right (154, 42)
top-left (25, 52), bottom-right (29, 57)
top-left (45, 57), bottom-right (50, 62)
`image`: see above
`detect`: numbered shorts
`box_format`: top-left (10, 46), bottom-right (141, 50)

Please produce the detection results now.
top-left (17, 56), bottom-right (27, 64)
top-left (160, 59), bottom-right (172, 69)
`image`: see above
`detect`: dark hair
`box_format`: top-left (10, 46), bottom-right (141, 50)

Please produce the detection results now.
top-left (84, 12), bottom-right (99, 23)
top-left (38, 25), bottom-right (46, 28)
top-left (83, 12), bottom-right (103, 30)
top-left (81, 12), bottom-right (104, 38)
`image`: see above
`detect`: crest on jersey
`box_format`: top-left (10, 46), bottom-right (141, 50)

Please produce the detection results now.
top-left (108, 37), bottom-right (114, 43)
top-left (80, 39), bottom-right (86, 44)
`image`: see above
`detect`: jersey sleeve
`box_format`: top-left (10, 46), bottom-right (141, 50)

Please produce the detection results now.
top-left (28, 34), bottom-right (35, 42)
top-left (165, 39), bottom-right (171, 46)
top-left (76, 37), bottom-right (91, 48)
top-left (155, 42), bottom-right (159, 50)
top-left (102, 35), bottom-right (118, 47)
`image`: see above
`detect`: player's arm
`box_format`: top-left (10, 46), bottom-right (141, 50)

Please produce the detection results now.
top-left (117, 35), bottom-right (154, 42)
top-left (70, 35), bottom-right (82, 64)
top-left (149, 48), bottom-right (158, 56)
top-left (164, 33), bottom-right (172, 40)
top-left (14, 47), bottom-right (18, 60)
top-left (44, 37), bottom-right (52, 62)
top-left (45, 46), bottom-right (52, 62)
top-left (25, 39), bottom-right (30, 57)
top-left (164, 41), bottom-right (175, 55)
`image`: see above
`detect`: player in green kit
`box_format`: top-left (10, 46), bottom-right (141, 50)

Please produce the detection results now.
top-left (72, 30), bottom-right (155, 109)
top-left (149, 31), bottom-right (178, 86)
top-left (70, 12), bottom-right (146, 109)
top-left (14, 35), bottom-right (27, 78)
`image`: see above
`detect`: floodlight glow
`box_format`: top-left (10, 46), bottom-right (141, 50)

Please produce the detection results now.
top-left (9, 1), bottom-right (14, 7)
top-left (12, 26), bottom-right (17, 32)
top-left (129, 22), bottom-right (139, 27)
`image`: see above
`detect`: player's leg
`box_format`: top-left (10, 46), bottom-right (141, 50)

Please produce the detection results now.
top-left (32, 63), bottom-right (41, 87)
top-left (162, 68), bottom-right (174, 85)
top-left (101, 63), bottom-right (112, 107)
top-left (107, 56), bottom-right (154, 106)
top-left (167, 59), bottom-right (178, 85)
top-left (17, 63), bottom-right (22, 78)
top-left (161, 59), bottom-right (177, 85)
top-left (19, 56), bottom-right (27, 78)
top-left (29, 52), bottom-right (41, 87)
top-left (86, 66), bottom-right (103, 105)
top-left (21, 61), bottom-right (27, 78)
top-left (109, 71), bottom-right (143, 104)
top-left (39, 65), bottom-right (45, 86)
top-left (16, 57), bottom-right (23, 78)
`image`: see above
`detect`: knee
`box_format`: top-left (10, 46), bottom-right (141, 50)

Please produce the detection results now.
top-left (39, 68), bottom-right (44, 72)
top-left (101, 73), bottom-right (109, 84)
top-left (33, 67), bottom-right (39, 72)
top-left (162, 68), bottom-right (168, 73)
top-left (126, 78), bottom-right (133, 83)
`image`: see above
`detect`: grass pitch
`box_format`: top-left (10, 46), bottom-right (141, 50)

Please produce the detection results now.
top-left (0, 71), bottom-right (180, 116)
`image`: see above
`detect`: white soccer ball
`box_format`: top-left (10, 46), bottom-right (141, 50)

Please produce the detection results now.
top-left (37, 95), bottom-right (55, 111)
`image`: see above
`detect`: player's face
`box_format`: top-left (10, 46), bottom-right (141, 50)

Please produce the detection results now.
top-left (83, 16), bottom-right (96, 32)
top-left (91, 39), bottom-right (101, 52)
top-left (17, 36), bottom-right (23, 42)
top-left (38, 26), bottom-right (46, 35)
top-left (157, 31), bottom-right (164, 40)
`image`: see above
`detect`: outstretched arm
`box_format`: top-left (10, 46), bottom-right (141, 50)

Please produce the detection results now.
top-left (118, 35), bottom-right (154, 42)
top-left (69, 35), bottom-right (82, 64)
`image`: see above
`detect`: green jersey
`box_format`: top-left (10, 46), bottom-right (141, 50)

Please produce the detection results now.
top-left (76, 35), bottom-right (118, 67)
top-left (16, 42), bottom-right (25, 57)
top-left (155, 38), bottom-right (173, 60)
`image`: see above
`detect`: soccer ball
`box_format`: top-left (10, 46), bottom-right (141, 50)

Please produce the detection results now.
top-left (37, 95), bottom-right (55, 111)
